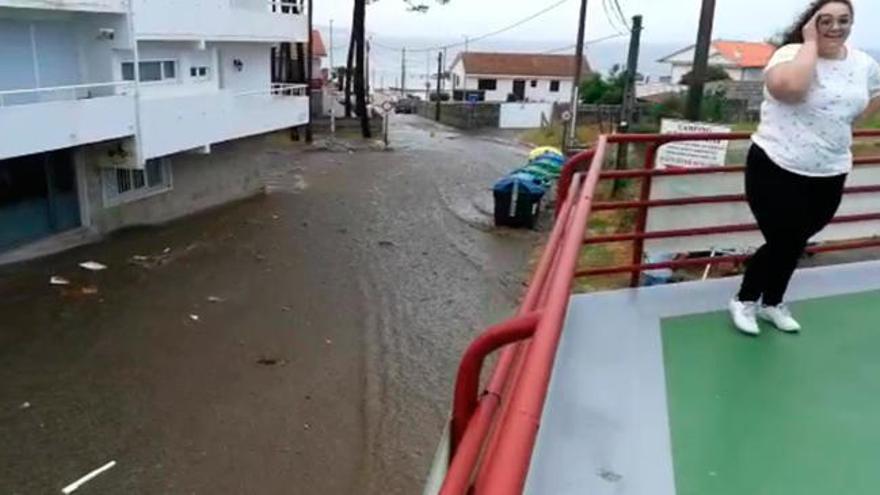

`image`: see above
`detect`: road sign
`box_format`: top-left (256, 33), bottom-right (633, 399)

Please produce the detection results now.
top-left (381, 101), bottom-right (394, 114)
top-left (561, 110), bottom-right (573, 122)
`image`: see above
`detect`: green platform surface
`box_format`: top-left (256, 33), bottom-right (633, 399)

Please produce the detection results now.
top-left (662, 290), bottom-right (880, 495)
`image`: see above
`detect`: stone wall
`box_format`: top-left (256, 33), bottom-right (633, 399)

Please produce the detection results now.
top-left (79, 132), bottom-right (288, 234)
top-left (414, 101), bottom-right (500, 129)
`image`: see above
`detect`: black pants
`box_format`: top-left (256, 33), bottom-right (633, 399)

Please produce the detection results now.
top-left (737, 145), bottom-right (846, 306)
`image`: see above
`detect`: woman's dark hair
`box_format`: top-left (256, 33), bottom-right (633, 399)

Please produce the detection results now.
top-left (781, 0), bottom-right (854, 45)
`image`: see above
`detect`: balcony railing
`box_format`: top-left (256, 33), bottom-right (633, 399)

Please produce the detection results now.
top-left (234, 83), bottom-right (308, 98)
top-left (0, 81), bottom-right (134, 107)
top-left (230, 0), bottom-right (304, 14)
top-left (0, 81), bottom-right (136, 160)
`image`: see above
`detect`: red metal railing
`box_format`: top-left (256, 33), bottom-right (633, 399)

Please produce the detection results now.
top-left (437, 130), bottom-right (880, 495)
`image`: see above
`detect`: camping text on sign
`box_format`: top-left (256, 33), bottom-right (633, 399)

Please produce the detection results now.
top-left (656, 119), bottom-right (732, 169)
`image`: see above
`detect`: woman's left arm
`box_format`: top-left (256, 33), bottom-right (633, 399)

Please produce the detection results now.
top-left (856, 97), bottom-right (880, 128)
top-left (858, 58), bottom-right (880, 127)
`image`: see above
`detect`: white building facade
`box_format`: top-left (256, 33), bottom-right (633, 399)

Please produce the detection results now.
top-left (0, 0), bottom-right (310, 253)
top-left (658, 40), bottom-right (774, 84)
top-left (448, 52), bottom-right (587, 104)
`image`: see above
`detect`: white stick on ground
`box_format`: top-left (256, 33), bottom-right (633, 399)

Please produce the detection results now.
top-left (61, 460), bottom-right (116, 494)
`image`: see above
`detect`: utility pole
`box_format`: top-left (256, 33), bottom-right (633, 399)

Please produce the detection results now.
top-left (425, 51), bottom-right (431, 101)
top-left (614, 14), bottom-right (643, 196)
top-left (567, 0), bottom-right (589, 150)
top-left (365, 36), bottom-right (371, 101)
top-left (305, 0), bottom-right (313, 143)
top-left (686, 0), bottom-right (716, 121)
top-left (401, 48), bottom-right (407, 97)
top-left (435, 51), bottom-right (443, 121)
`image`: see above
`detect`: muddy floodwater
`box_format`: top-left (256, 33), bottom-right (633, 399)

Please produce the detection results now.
top-left (0, 116), bottom-right (543, 494)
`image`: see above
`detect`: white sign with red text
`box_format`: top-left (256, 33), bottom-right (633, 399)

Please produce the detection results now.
top-left (656, 119), bottom-right (732, 169)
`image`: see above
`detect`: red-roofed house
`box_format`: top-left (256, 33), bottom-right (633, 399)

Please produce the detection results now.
top-left (658, 40), bottom-right (775, 84)
top-left (448, 52), bottom-right (591, 103)
top-left (311, 29), bottom-right (327, 86)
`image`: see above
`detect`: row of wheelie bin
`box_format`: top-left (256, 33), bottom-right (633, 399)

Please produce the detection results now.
top-left (493, 147), bottom-right (565, 229)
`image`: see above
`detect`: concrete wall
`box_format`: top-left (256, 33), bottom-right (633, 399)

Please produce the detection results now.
top-left (0, 93), bottom-right (135, 160)
top-left (499, 102), bottom-right (554, 129)
top-left (461, 76), bottom-right (571, 103)
top-left (80, 132), bottom-right (283, 233)
top-left (131, 0), bottom-right (308, 43)
top-left (0, 0), bottom-right (125, 13)
top-left (415, 101), bottom-right (500, 129)
top-left (218, 42), bottom-right (269, 92)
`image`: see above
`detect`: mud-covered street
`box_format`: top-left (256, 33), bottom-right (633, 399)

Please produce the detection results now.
top-left (0, 115), bottom-right (543, 494)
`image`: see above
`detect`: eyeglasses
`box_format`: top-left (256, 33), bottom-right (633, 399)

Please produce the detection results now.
top-left (817, 14), bottom-right (853, 30)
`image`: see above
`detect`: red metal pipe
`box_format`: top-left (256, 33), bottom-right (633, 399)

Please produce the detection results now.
top-left (451, 312), bottom-right (542, 452)
top-left (605, 131), bottom-right (752, 144)
top-left (556, 149), bottom-right (595, 218)
top-left (584, 212), bottom-right (880, 245)
top-left (440, 174), bottom-right (587, 495)
top-left (475, 137), bottom-right (607, 495)
top-left (592, 185), bottom-right (880, 211)
top-left (598, 155), bottom-right (880, 181)
top-left (576, 237), bottom-right (880, 277)
top-left (629, 143), bottom-right (659, 287)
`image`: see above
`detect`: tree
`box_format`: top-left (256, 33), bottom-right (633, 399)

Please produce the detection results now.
top-left (352, 0), bottom-right (370, 137)
top-left (579, 65), bottom-right (642, 105)
top-left (679, 65), bottom-right (731, 86)
top-left (345, 0), bottom-right (450, 138)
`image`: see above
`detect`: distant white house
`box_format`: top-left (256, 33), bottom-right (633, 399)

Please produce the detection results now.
top-left (448, 52), bottom-right (590, 103)
top-left (658, 40), bottom-right (775, 84)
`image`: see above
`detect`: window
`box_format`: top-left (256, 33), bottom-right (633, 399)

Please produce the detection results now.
top-left (121, 61), bottom-right (178, 82)
top-left (103, 158), bottom-right (172, 206)
top-left (550, 80), bottom-right (560, 92)
top-left (190, 66), bottom-right (210, 81)
top-left (530, 80), bottom-right (538, 88)
top-left (477, 79), bottom-right (497, 91)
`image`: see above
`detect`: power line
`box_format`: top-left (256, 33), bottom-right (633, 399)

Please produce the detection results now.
top-left (601, 0), bottom-right (626, 35)
top-left (372, 0), bottom-right (571, 53)
top-left (610, 0), bottom-right (631, 31)
top-left (540, 32), bottom-right (628, 54)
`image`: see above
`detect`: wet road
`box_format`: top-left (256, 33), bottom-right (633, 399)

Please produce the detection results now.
top-left (0, 115), bottom-right (541, 494)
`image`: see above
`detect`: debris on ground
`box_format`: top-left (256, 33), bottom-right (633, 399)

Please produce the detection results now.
top-left (325, 339), bottom-right (333, 345)
top-left (162, 247), bottom-right (171, 254)
top-left (189, 314), bottom-right (200, 322)
top-left (378, 240), bottom-right (395, 248)
top-left (281, 306), bottom-right (292, 312)
top-left (79, 261), bottom-right (107, 271)
top-left (50, 276), bottom-right (71, 286)
top-left (257, 357), bottom-right (287, 366)
top-left (20, 401), bottom-right (31, 410)
top-left (61, 460), bottom-right (117, 494)
top-left (303, 423), bottom-right (311, 430)
top-left (80, 286), bottom-right (99, 296)
top-left (207, 296), bottom-right (224, 303)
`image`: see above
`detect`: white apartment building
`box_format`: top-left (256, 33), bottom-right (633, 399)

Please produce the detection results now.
top-left (0, 0), bottom-right (310, 253)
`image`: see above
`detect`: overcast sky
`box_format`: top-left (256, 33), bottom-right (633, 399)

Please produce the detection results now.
top-left (315, 0), bottom-right (880, 49)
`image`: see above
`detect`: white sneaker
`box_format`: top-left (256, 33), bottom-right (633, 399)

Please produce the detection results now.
top-left (729, 299), bottom-right (760, 336)
top-left (758, 304), bottom-right (801, 333)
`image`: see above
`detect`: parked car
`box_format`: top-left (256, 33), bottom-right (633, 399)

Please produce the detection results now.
top-left (394, 97), bottom-right (417, 114)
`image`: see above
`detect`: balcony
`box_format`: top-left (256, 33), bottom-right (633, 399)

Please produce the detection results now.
top-left (139, 83), bottom-right (309, 159)
top-left (0, 0), bottom-right (126, 13)
top-left (0, 82), bottom-right (136, 161)
top-left (133, 0), bottom-right (308, 43)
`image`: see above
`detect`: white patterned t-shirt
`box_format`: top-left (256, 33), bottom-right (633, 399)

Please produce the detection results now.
top-left (752, 44), bottom-right (880, 177)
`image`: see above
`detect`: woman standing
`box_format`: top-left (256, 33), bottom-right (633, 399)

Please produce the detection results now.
top-left (729, 0), bottom-right (880, 335)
